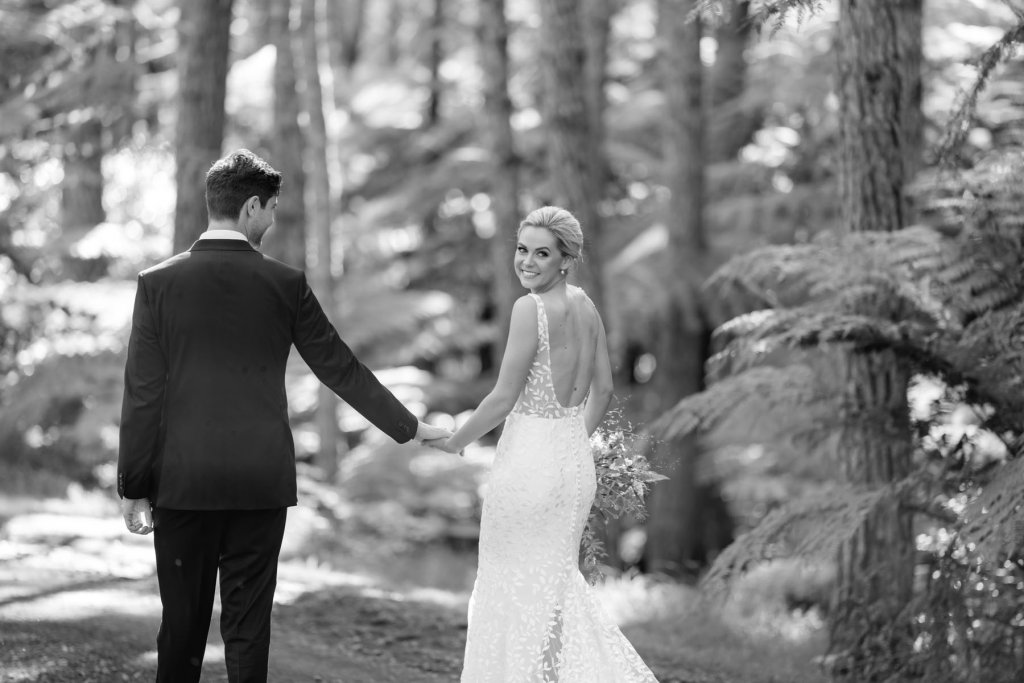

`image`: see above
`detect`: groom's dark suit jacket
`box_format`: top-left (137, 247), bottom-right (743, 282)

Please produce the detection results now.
top-left (117, 238), bottom-right (418, 510)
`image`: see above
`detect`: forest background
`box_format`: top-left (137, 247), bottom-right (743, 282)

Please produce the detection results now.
top-left (2, 0), bottom-right (1024, 681)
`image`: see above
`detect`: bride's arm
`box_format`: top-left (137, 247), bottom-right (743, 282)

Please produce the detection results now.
top-left (584, 311), bottom-right (613, 436)
top-left (445, 296), bottom-right (538, 452)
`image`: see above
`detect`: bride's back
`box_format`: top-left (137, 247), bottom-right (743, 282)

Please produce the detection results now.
top-left (540, 286), bottom-right (599, 409)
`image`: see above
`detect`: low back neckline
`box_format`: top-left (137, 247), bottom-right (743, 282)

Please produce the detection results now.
top-left (530, 293), bottom-right (587, 412)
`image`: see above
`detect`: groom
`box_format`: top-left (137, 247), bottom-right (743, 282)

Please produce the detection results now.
top-left (117, 148), bottom-right (449, 682)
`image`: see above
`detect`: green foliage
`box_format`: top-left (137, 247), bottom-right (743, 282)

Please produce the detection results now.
top-left (701, 487), bottom-right (888, 598)
top-left (939, 14), bottom-right (1024, 163)
top-left (962, 455), bottom-right (1024, 560)
top-left (696, 0), bottom-right (828, 35)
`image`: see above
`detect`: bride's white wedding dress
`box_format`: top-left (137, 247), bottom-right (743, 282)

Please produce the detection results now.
top-left (461, 292), bottom-right (658, 682)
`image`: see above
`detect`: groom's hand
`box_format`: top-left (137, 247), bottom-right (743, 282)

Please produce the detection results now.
top-left (120, 497), bottom-right (154, 535)
top-left (415, 421), bottom-right (452, 442)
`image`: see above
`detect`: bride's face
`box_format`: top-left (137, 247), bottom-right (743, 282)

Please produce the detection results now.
top-left (515, 227), bottom-right (569, 292)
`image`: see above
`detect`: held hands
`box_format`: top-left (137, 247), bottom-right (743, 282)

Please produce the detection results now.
top-left (415, 421), bottom-right (452, 443)
top-left (120, 497), bottom-right (154, 535)
top-left (415, 420), bottom-right (464, 456)
top-left (424, 437), bottom-right (463, 456)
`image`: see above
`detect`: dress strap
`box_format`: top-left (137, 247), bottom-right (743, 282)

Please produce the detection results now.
top-left (528, 293), bottom-right (549, 352)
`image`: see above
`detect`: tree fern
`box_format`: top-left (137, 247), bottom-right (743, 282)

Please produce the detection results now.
top-left (939, 17), bottom-right (1024, 163)
top-left (694, 0), bottom-right (828, 35)
top-left (962, 455), bottom-right (1024, 561)
top-left (701, 486), bottom-right (889, 598)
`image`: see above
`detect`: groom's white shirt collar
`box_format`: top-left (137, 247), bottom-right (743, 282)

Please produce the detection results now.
top-left (198, 229), bottom-right (247, 241)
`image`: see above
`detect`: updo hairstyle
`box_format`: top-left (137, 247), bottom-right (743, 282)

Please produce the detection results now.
top-left (518, 206), bottom-right (584, 264)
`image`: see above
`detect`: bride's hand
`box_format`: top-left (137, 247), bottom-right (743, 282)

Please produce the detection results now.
top-left (424, 437), bottom-right (464, 456)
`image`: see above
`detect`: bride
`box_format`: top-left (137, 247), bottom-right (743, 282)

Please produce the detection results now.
top-left (431, 206), bottom-right (659, 682)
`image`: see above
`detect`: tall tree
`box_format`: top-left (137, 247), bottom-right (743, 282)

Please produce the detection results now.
top-left (61, 0), bottom-right (136, 266)
top-left (708, 0), bottom-right (757, 162)
top-left (325, 0), bottom-right (367, 109)
top-left (536, 0), bottom-right (607, 319)
top-left (478, 0), bottom-right (519, 368)
top-left (385, 0), bottom-right (404, 66)
top-left (582, 0), bottom-right (612, 169)
top-left (425, 0), bottom-right (445, 126)
top-left (266, 0), bottom-right (307, 268)
top-left (828, 0), bottom-right (923, 676)
top-left (60, 118), bottom-right (105, 236)
top-left (299, 0), bottom-right (342, 480)
top-left (172, 0), bottom-right (233, 252)
top-left (643, 0), bottom-right (714, 577)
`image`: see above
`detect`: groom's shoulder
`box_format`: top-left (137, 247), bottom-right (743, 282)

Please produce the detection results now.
top-left (255, 253), bottom-right (305, 282)
top-left (139, 250), bottom-right (191, 278)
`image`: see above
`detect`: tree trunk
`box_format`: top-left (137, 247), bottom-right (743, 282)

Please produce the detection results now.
top-left (385, 0), bottom-right (403, 66)
top-left (829, 1), bottom-right (922, 677)
top-left (342, 0), bottom-right (367, 69)
top-left (299, 0), bottom-right (342, 480)
top-left (266, 0), bottom-right (307, 268)
top-left (478, 0), bottom-right (519, 369)
top-left (581, 0), bottom-right (612, 170)
top-left (424, 0), bottom-right (445, 126)
top-left (708, 0), bottom-right (757, 162)
top-left (325, 0), bottom-right (366, 107)
top-left (643, 0), bottom-right (722, 578)
top-left (537, 0), bottom-right (606, 320)
top-left (836, 0), bottom-right (912, 234)
top-left (61, 118), bottom-right (105, 234)
top-left (173, 0), bottom-right (233, 252)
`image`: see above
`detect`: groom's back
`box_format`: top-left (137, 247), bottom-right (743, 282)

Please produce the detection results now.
top-left (134, 240), bottom-right (304, 510)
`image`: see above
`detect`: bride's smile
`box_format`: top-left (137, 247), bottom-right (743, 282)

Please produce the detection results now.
top-left (514, 226), bottom-right (571, 292)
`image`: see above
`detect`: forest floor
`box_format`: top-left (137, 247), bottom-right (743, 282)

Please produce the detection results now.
top-left (0, 488), bottom-right (769, 683)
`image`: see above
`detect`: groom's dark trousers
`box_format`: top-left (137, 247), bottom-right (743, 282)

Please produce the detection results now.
top-left (152, 507), bottom-right (286, 683)
top-left (117, 238), bottom-right (418, 682)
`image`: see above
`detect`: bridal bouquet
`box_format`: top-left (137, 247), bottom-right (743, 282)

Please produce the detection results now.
top-left (581, 422), bottom-right (667, 583)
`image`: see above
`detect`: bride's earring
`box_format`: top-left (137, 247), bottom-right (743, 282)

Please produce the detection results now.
top-left (560, 268), bottom-right (567, 276)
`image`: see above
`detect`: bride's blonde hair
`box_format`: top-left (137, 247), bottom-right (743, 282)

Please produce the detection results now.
top-left (518, 206), bottom-right (584, 263)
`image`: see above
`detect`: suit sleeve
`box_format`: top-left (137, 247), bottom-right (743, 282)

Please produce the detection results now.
top-left (292, 274), bottom-right (418, 443)
top-left (117, 274), bottom-right (167, 499)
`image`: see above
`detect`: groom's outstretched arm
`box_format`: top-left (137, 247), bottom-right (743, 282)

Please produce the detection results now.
top-left (292, 273), bottom-right (418, 443)
top-left (118, 274), bottom-right (167, 500)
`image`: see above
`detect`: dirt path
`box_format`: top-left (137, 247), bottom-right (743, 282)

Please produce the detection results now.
top-left (0, 496), bottom-right (729, 683)
top-left (0, 500), bottom-right (466, 682)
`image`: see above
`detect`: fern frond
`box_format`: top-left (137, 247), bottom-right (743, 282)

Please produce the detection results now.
top-left (961, 456), bottom-right (1024, 562)
top-left (939, 18), bottom-right (1024, 163)
top-left (650, 365), bottom-right (834, 447)
top-left (701, 486), bottom-right (890, 598)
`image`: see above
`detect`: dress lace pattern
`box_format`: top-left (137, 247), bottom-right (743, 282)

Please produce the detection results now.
top-left (461, 293), bottom-right (659, 682)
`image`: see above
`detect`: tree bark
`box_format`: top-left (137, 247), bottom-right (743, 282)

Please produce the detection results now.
top-left (836, 0), bottom-right (912, 234)
top-left (643, 0), bottom-right (725, 578)
top-left (385, 0), bottom-right (403, 66)
top-left (478, 0), bottom-right (519, 369)
top-left (266, 0), bottom-right (307, 268)
top-left (299, 0), bottom-right (342, 480)
top-left (581, 0), bottom-right (612, 169)
top-left (708, 0), bottom-right (757, 162)
top-left (61, 118), bottom-right (105, 234)
top-left (173, 0), bottom-right (233, 252)
top-left (829, 1), bottom-right (922, 677)
top-left (325, 0), bottom-right (366, 107)
top-left (537, 0), bottom-right (607, 320)
top-left (425, 0), bottom-right (445, 126)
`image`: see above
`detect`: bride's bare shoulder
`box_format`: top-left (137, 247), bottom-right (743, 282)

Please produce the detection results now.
top-left (568, 286), bottom-right (600, 326)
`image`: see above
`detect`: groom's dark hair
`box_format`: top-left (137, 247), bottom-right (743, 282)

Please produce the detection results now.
top-left (205, 149), bottom-right (283, 220)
